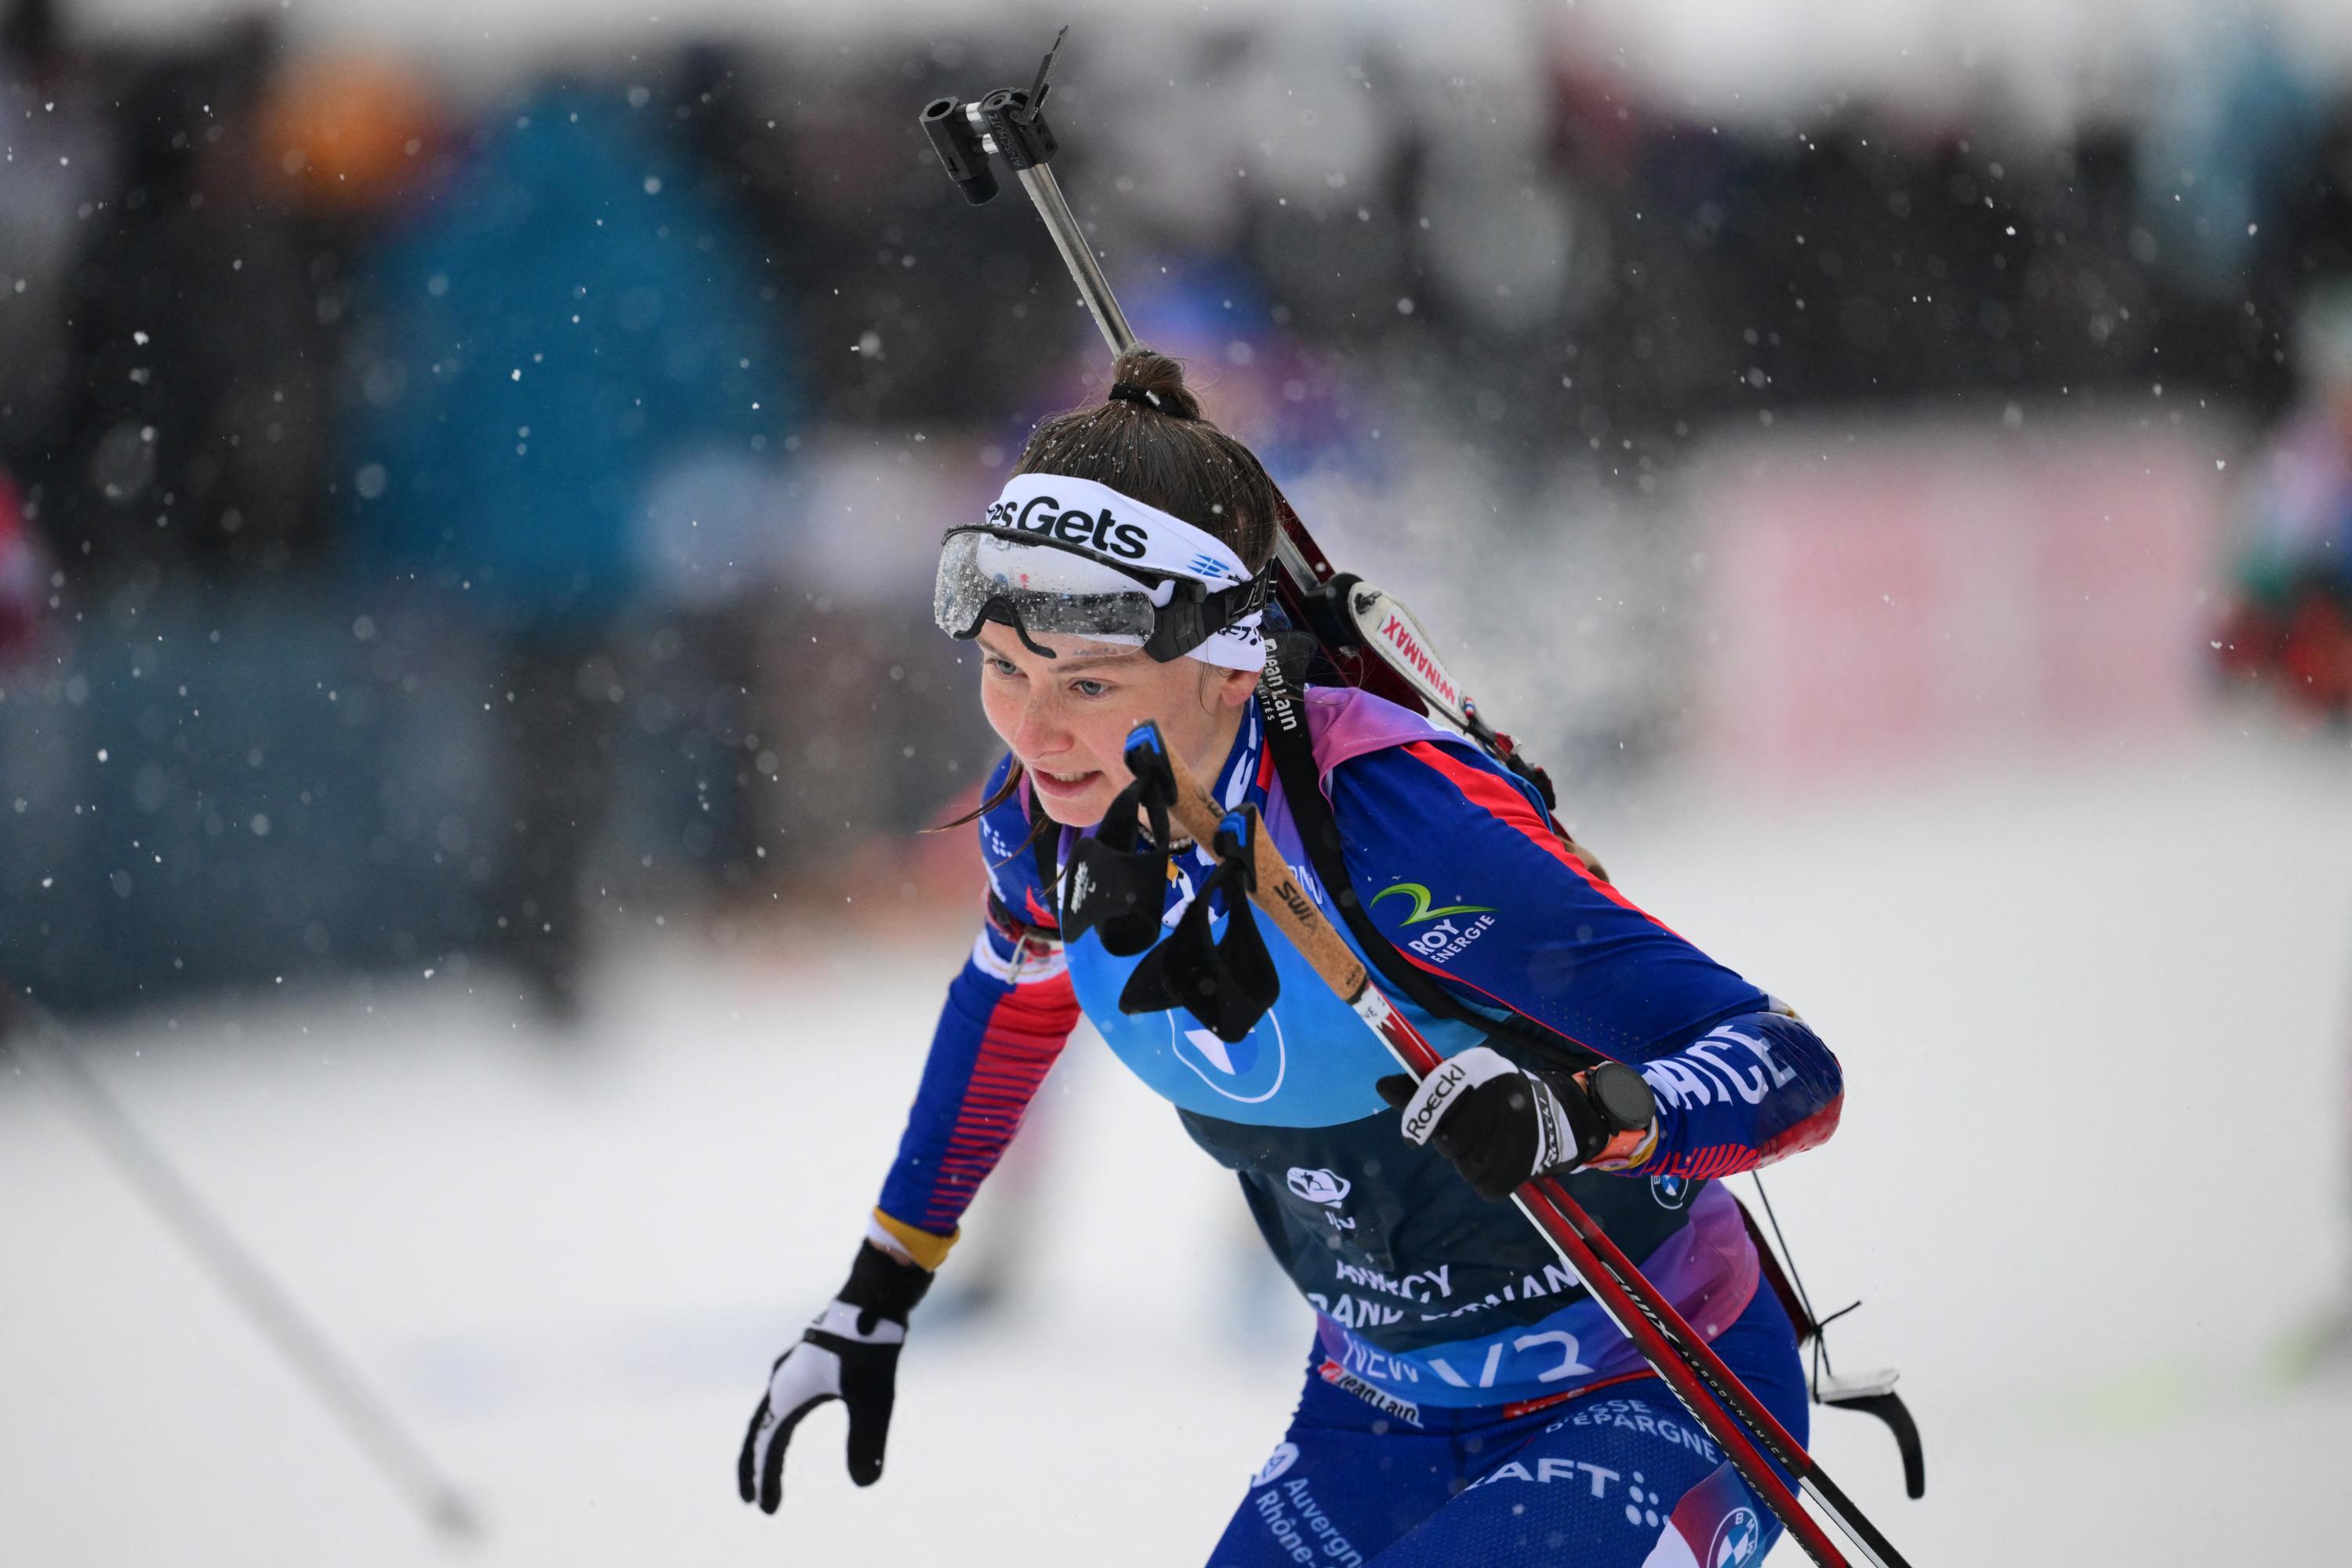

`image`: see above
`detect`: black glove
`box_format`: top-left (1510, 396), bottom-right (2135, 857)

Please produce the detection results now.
top-left (737, 1240), bottom-right (934, 1513)
top-left (1377, 1047), bottom-right (1657, 1202)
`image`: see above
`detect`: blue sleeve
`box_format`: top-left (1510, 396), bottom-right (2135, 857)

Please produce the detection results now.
top-left (1330, 739), bottom-right (1842, 1176)
top-left (869, 757), bottom-right (1078, 1266)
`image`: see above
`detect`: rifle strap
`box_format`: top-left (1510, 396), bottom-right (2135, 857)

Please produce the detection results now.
top-left (1254, 637), bottom-right (1600, 1078)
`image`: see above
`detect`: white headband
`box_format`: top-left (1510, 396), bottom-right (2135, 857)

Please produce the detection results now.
top-left (978, 473), bottom-right (1266, 670)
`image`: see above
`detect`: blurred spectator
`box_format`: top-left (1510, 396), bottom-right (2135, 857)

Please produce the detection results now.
top-left (34, 20), bottom-right (344, 589)
top-left (2215, 282), bottom-right (2352, 717)
top-left (341, 76), bottom-right (791, 1018)
top-left (0, 467), bottom-right (45, 661)
top-left (257, 53), bottom-right (441, 218)
top-left (2259, 94), bottom-right (2352, 303)
top-left (0, 0), bottom-right (114, 471)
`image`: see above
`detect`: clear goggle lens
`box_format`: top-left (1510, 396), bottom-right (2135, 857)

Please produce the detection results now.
top-left (933, 529), bottom-right (1172, 646)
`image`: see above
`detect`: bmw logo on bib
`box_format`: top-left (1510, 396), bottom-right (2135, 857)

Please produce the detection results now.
top-left (1650, 1172), bottom-right (1693, 1210)
top-left (1171, 1010), bottom-right (1287, 1104)
top-left (1708, 1506), bottom-right (1763, 1565)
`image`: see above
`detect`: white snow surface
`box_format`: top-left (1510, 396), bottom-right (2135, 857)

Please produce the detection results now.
top-left (3, 713), bottom-right (2350, 1566)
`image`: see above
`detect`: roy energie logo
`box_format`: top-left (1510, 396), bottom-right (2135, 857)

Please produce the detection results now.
top-left (1370, 882), bottom-right (1496, 926)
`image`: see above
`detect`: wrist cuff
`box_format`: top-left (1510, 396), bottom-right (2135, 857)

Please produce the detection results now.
top-left (843, 1236), bottom-right (935, 1327)
top-left (869, 1209), bottom-right (957, 1272)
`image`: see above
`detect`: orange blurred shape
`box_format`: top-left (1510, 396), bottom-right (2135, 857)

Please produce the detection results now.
top-left (260, 56), bottom-right (441, 212)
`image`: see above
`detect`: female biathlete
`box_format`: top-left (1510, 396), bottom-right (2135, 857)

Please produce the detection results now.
top-left (738, 350), bottom-right (1845, 1567)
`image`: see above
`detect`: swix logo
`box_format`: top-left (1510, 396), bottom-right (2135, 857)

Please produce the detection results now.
top-left (1709, 1507), bottom-right (1763, 1566)
top-left (1286, 1167), bottom-right (1352, 1207)
top-left (1369, 605), bottom-right (1460, 709)
top-left (1369, 882), bottom-right (1495, 925)
top-left (983, 494), bottom-right (1149, 560)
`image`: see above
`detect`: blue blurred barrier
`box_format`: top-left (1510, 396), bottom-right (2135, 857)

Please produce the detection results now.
top-left (0, 586), bottom-right (503, 1013)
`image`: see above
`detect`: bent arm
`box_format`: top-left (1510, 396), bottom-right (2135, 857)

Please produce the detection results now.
top-left (1629, 1007), bottom-right (1842, 1178)
top-left (1330, 739), bottom-right (1842, 1179)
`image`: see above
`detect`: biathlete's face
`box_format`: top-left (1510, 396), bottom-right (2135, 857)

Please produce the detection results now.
top-left (974, 624), bottom-right (1258, 828)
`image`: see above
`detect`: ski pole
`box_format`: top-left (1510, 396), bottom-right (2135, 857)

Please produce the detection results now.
top-left (1120, 721), bottom-right (1911, 1568)
top-left (0, 994), bottom-right (482, 1547)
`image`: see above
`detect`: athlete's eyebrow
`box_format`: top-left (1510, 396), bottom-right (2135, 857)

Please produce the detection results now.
top-left (973, 630), bottom-right (1139, 672)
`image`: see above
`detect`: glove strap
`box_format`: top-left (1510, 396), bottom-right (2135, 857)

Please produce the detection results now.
top-left (840, 1240), bottom-right (935, 1334)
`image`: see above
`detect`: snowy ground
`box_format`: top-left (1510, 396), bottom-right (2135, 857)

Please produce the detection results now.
top-left (4, 712), bottom-right (2350, 1566)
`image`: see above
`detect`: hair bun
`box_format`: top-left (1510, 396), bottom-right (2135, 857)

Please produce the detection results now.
top-left (1104, 347), bottom-right (1200, 421)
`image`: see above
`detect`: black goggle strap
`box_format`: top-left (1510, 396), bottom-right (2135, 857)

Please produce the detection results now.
top-left (1116, 804), bottom-right (1280, 1044)
top-left (1142, 567), bottom-right (1274, 662)
top-left (1055, 724), bottom-right (1179, 957)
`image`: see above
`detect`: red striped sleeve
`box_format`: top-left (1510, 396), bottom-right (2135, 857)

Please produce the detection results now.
top-left (915, 973), bottom-right (1077, 1232)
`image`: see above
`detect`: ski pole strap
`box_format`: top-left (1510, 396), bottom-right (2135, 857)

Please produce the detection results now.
top-left (1255, 637), bottom-right (1600, 1079)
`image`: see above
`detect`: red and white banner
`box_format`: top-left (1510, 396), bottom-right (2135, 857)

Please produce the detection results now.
top-left (1686, 411), bottom-right (2231, 788)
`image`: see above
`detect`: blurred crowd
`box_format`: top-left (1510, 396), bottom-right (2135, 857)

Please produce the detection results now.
top-left (3, 0), bottom-right (2350, 1015)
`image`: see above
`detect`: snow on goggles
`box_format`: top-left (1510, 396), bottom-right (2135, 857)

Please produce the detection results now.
top-left (932, 526), bottom-right (1266, 663)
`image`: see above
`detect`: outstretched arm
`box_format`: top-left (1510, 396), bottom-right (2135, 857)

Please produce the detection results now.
top-left (740, 771), bottom-right (1076, 1515)
top-left (871, 760), bottom-right (1080, 1266)
top-left (871, 908), bottom-right (1079, 1265)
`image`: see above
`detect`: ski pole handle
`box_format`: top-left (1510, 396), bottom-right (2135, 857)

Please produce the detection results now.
top-left (1119, 723), bottom-right (1367, 1002)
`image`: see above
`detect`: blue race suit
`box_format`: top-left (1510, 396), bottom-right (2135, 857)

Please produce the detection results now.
top-left (870, 685), bottom-right (1843, 1566)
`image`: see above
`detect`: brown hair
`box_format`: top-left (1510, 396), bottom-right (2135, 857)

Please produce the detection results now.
top-left (1013, 347), bottom-right (1280, 572)
top-left (938, 347), bottom-right (1280, 840)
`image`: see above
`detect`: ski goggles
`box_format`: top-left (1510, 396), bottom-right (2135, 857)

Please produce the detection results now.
top-left (933, 473), bottom-right (1269, 670)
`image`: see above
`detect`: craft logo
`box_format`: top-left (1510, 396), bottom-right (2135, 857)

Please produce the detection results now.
top-left (1250, 1441), bottom-right (1301, 1489)
top-left (1709, 1507), bottom-right (1763, 1566)
top-left (1649, 1172), bottom-right (1693, 1210)
top-left (984, 494), bottom-right (1149, 560)
top-left (1287, 1167), bottom-right (1352, 1207)
top-left (1369, 883), bottom-right (1496, 925)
